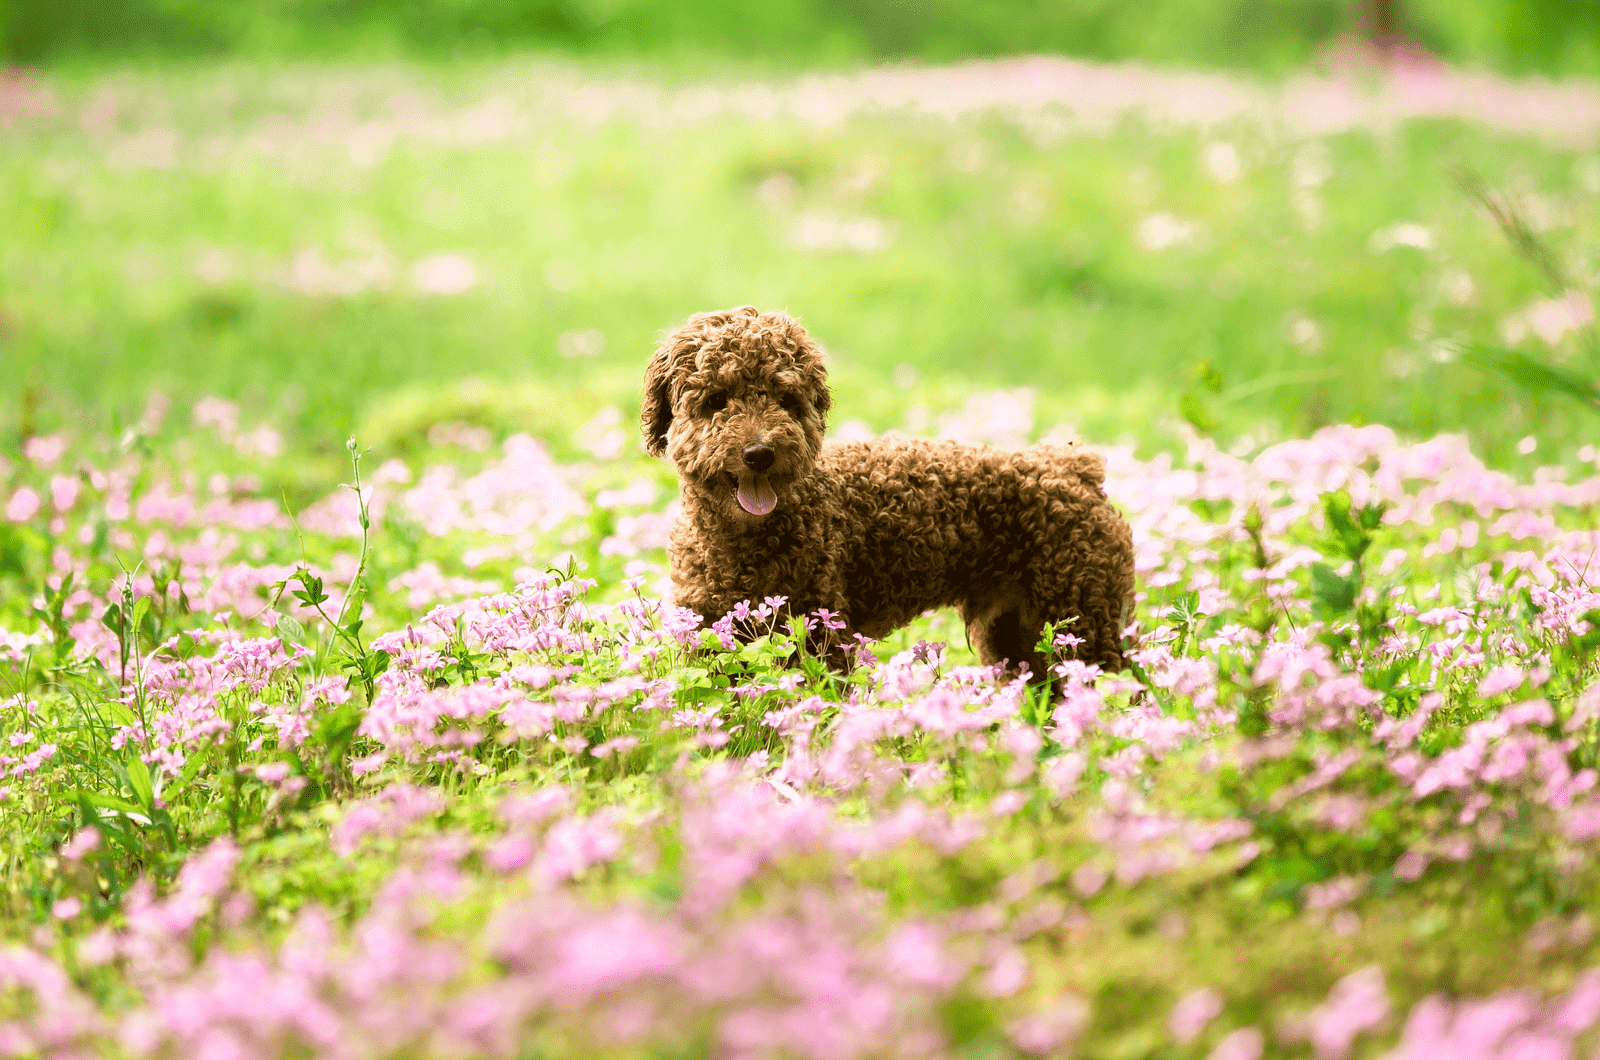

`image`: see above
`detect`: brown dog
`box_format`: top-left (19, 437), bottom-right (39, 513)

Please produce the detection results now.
top-left (641, 306), bottom-right (1134, 678)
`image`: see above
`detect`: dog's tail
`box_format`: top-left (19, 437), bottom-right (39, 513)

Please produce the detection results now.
top-left (1037, 443), bottom-right (1107, 493)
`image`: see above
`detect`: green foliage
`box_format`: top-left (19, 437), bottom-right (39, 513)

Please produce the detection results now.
top-left (1179, 360), bottom-right (1225, 435)
top-left (1410, 0), bottom-right (1600, 77)
top-left (4, 0), bottom-right (1599, 77)
top-left (1464, 344), bottom-right (1600, 412)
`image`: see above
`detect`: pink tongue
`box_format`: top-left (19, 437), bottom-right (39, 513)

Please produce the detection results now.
top-left (736, 472), bottom-right (777, 515)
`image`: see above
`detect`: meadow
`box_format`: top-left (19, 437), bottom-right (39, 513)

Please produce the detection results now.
top-left (2, 56), bottom-right (1600, 1059)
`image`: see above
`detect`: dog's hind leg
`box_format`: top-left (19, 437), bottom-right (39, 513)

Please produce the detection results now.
top-left (960, 583), bottom-right (1045, 680)
top-left (1025, 504), bottom-right (1135, 674)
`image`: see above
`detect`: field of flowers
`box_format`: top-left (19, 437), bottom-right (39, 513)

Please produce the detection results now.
top-left (5, 386), bottom-right (1600, 1059)
top-left (4, 51), bottom-right (1600, 1060)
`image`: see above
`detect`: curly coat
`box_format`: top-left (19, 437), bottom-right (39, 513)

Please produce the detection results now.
top-left (642, 306), bottom-right (1135, 676)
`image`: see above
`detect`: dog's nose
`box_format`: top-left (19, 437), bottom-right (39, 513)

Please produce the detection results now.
top-left (742, 444), bottom-right (776, 473)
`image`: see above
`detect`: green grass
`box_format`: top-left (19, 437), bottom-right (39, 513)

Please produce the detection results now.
top-left (3, 60), bottom-right (1597, 480)
top-left (6, 0), bottom-right (1600, 77)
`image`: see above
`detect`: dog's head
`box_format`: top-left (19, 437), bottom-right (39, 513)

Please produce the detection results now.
top-left (642, 306), bottom-right (832, 522)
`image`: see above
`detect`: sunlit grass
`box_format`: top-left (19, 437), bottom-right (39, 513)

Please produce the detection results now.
top-left (2, 59), bottom-right (1597, 479)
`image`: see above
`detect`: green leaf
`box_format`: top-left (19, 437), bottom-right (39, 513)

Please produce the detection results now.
top-left (124, 756), bottom-right (155, 813)
top-left (314, 701), bottom-right (366, 766)
top-left (1463, 343), bottom-right (1600, 410)
top-left (1173, 590), bottom-right (1201, 623)
top-left (292, 571), bottom-right (329, 607)
top-left (737, 636), bottom-right (774, 663)
top-left (102, 699), bottom-right (138, 727)
top-left (275, 610), bottom-right (307, 645)
top-left (101, 603), bottom-right (125, 637)
top-left (1323, 494), bottom-right (1370, 562)
top-left (341, 582), bottom-right (368, 627)
top-left (1235, 704), bottom-right (1260, 739)
top-left (129, 595), bottom-right (152, 635)
top-left (75, 789), bottom-right (145, 815)
top-left (1310, 561), bottom-right (1360, 616)
top-left (1178, 391), bottom-right (1216, 434)
top-left (1365, 660), bottom-right (1409, 693)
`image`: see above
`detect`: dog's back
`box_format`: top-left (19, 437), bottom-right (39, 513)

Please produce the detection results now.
top-left (820, 437), bottom-right (1130, 670)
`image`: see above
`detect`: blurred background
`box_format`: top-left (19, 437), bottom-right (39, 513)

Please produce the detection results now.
top-left (4, 0), bottom-right (1597, 74)
top-left (2, 0), bottom-right (1598, 487)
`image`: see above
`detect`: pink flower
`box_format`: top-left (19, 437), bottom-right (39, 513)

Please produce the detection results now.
top-left (1008, 994), bottom-right (1089, 1054)
top-left (1395, 850), bottom-right (1428, 882)
top-left (881, 922), bottom-right (959, 989)
top-left (60, 830), bottom-right (101, 861)
top-left (1071, 862), bottom-right (1108, 897)
top-left (484, 833), bottom-right (534, 872)
top-left (1041, 752), bottom-right (1087, 799)
top-left (1477, 664), bottom-right (1526, 698)
top-left (1308, 965), bottom-right (1388, 1060)
top-left (990, 790), bottom-right (1027, 816)
top-left (4, 488), bottom-right (41, 523)
top-left (1170, 987), bottom-right (1225, 1043)
top-left (981, 945), bottom-right (1029, 997)
top-left (192, 396), bottom-right (240, 436)
top-left (1303, 876), bottom-right (1366, 911)
top-left (254, 761), bottom-right (291, 783)
top-left (536, 813), bottom-right (624, 885)
top-left (331, 784), bottom-right (445, 856)
top-left (591, 736), bottom-right (640, 758)
top-left (1002, 722), bottom-right (1044, 759)
top-left (498, 786), bottom-right (573, 827)
top-left (77, 927), bottom-right (117, 966)
top-left (21, 433), bottom-right (67, 466)
top-left (49, 475), bottom-right (80, 513)
top-left (1207, 1027), bottom-right (1264, 1060)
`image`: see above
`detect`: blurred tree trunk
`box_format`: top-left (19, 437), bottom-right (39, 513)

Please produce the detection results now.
top-left (1365, 0), bottom-right (1401, 44)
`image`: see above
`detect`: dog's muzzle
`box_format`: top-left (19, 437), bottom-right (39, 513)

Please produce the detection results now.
top-left (735, 444), bottom-right (778, 515)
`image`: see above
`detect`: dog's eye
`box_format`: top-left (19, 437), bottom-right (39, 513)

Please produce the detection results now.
top-left (780, 393), bottom-right (805, 414)
top-left (705, 391), bottom-right (729, 412)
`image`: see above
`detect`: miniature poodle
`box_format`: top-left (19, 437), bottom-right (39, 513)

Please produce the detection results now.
top-left (641, 306), bottom-right (1135, 678)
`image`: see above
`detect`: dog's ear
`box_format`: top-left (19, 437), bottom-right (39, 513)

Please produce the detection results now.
top-left (806, 350), bottom-right (832, 429)
top-left (797, 332), bottom-right (832, 421)
top-left (810, 371), bottom-right (833, 420)
top-left (640, 344), bottom-right (676, 457)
